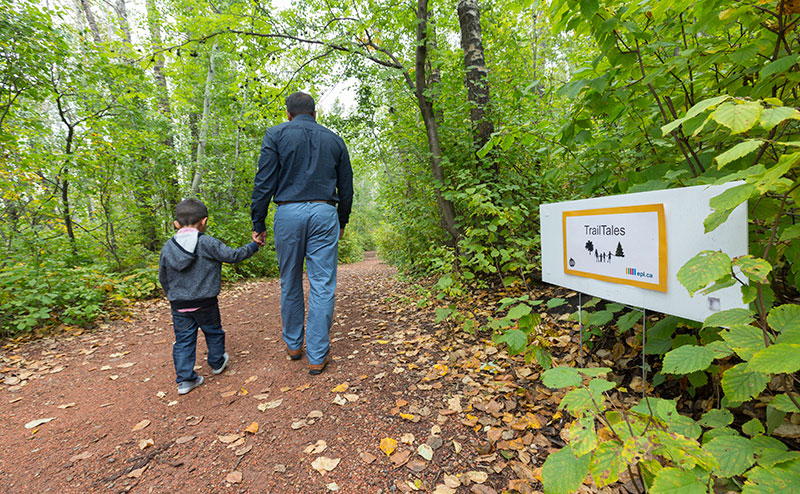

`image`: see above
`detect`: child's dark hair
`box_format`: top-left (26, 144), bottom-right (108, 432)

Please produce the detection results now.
top-left (175, 198), bottom-right (208, 227)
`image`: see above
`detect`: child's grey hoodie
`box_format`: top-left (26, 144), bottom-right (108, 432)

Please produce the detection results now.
top-left (158, 230), bottom-right (258, 310)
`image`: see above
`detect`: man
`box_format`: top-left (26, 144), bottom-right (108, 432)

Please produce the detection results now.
top-left (251, 92), bottom-right (353, 375)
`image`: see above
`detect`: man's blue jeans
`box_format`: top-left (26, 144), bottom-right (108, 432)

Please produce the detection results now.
top-left (274, 202), bottom-right (339, 365)
top-left (171, 304), bottom-right (226, 383)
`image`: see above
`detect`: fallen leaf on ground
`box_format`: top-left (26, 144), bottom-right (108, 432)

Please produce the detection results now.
top-left (168, 400), bottom-right (178, 406)
top-left (332, 395), bottom-right (347, 406)
top-left (444, 474), bottom-right (461, 488)
top-left (218, 433), bottom-right (242, 444)
top-left (109, 375), bottom-right (119, 380)
top-left (510, 461), bottom-right (538, 483)
top-left (311, 456), bottom-right (340, 474)
top-left (326, 482), bottom-right (339, 491)
top-left (244, 375), bottom-right (257, 385)
top-left (225, 471), bottom-right (242, 484)
top-left (406, 459), bottom-right (426, 472)
top-left (69, 451), bottom-right (92, 462)
top-left (220, 390), bottom-right (237, 398)
top-left (273, 464), bottom-right (287, 473)
top-left (390, 449), bottom-right (411, 466)
top-left (175, 435), bottom-right (195, 444)
top-left (8, 397), bottom-right (22, 404)
top-left (308, 410), bottom-right (324, 419)
top-left (244, 422), bottom-right (259, 434)
top-left (401, 433), bottom-right (415, 444)
top-left (467, 471), bottom-right (489, 483)
top-left (235, 444), bottom-right (253, 456)
top-left (25, 417), bottom-right (55, 429)
top-left (418, 444), bottom-right (434, 461)
top-left (117, 362), bottom-right (135, 368)
top-left (470, 485), bottom-right (498, 494)
top-left (360, 452), bottom-right (377, 464)
top-left (138, 438), bottom-right (154, 450)
top-left (291, 419), bottom-right (308, 430)
top-left (156, 391), bottom-right (167, 399)
top-left (331, 382), bottom-right (349, 393)
top-left (432, 485), bottom-right (456, 494)
top-left (57, 402), bottom-right (76, 409)
top-left (258, 399), bottom-right (282, 411)
top-left (507, 479), bottom-right (533, 494)
top-left (100, 365), bottom-right (112, 371)
top-left (127, 465), bottom-right (147, 478)
top-left (296, 383), bottom-right (311, 391)
top-left (344, 393), bottom-right (359, 402)
top-left (186, 415), bottom-right (203, 426)
top-left (132, 419), bottom-right (151, 431)
top-left (304, 440), bottom-right (327, 454)
top-left (380, 437), bottom-right (397, 456)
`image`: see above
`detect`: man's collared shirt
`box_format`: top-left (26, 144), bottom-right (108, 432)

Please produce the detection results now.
top-left (251, 114), bottom-right (353, 233)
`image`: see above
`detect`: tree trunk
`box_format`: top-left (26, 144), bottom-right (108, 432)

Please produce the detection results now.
top-left (230, 88), bottom-right (248, 207)
top-left (145, 0), bottom-right (172, 116)
top-left (78, 0), bottom-right (102, 44)
top-left (415, 0), bottom-right (460, 244)
top-left (457, 0), bottom-right (495, 158)
top-left (62, 126), bottom-right (77, 257)
top-left (145, 0), bottom-right (179, 216)
top-left (191, 41), bottom-right (218, 193)
top-left (114, 0), bottom-right (132, 44)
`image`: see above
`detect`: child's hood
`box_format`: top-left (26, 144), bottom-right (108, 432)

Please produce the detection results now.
top-left (162, 230), bottom-right (200, 271)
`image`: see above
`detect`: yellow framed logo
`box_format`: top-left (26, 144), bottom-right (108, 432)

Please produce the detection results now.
top-left (562, 204), bottom-right (667, 292)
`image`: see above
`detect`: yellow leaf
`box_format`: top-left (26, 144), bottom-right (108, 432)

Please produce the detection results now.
top-left (132, 419), bottom-right (151, 431)
top-left (331, 382), bottom-right (349, 393)
top-left (399, 413), bottom-right (416, 421)
top-left (380, 437), bottom-right (398, 456)
top-left (244, 422), bottom-right (259, 434)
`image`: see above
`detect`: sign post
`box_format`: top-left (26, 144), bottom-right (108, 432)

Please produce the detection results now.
top-left (541, 183), bottom-right (749, 396)
top-left (540, 182), bottom-right (748, 323)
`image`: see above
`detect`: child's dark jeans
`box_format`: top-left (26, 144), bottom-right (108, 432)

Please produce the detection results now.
top-left (171, 303), bottom-right (226, 383)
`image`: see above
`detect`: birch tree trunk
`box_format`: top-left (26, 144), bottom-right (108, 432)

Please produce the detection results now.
top-left (78, 0), bottom-right (102, 44)
top-left (415, 0), bottom-right (460, 244)
top-left (114, 0), bottom-right (132, 44)
top-left (191, 41), bottom-right (218, 193)
top-left (145, 0), bottom-right (179, 216)
top-left (457, 0), bottom-right (495, 157)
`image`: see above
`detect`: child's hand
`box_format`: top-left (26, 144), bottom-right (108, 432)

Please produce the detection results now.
top-left (252, 231), bottom-right (267, 247)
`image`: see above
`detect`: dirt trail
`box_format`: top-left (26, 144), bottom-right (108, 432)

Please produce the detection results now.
top-left (1, 253), bottom-right (525, 494)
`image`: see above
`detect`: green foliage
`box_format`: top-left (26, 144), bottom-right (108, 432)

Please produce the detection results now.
top-left (0, 258), bottom-right (158, 336)
top-left (542, 446), bottom-right (591, 494)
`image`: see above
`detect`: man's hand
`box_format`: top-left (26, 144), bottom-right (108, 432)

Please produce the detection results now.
top-left (252, 231), bottom-right (267, 247)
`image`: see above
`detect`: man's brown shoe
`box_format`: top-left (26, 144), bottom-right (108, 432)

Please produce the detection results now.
top-left (309, 357), bottom-right (329, 375)
top-left (287, 348), bottom-right (303, 361)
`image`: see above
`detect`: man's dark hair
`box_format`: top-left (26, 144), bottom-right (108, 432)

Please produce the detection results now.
top-left (285, 92), bottom-right (315, 117)
top-left (175, 198), bottom-right (208, 226)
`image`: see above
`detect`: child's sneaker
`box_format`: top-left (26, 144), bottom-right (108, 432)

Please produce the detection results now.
top-left (177, 375), bottom-right (204, 395)
top-left (212, 352), bottom-right (229, 375)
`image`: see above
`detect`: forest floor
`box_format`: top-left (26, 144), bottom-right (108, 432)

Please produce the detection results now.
top-left (0, 253), bottom-right (617, 494)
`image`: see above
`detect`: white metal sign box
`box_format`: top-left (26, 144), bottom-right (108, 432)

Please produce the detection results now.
top-left (539, 182), bottom-right (748, 322)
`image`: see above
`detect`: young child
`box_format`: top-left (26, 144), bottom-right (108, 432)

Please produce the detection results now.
top-left (158, 198), bottom-right (259, 395)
